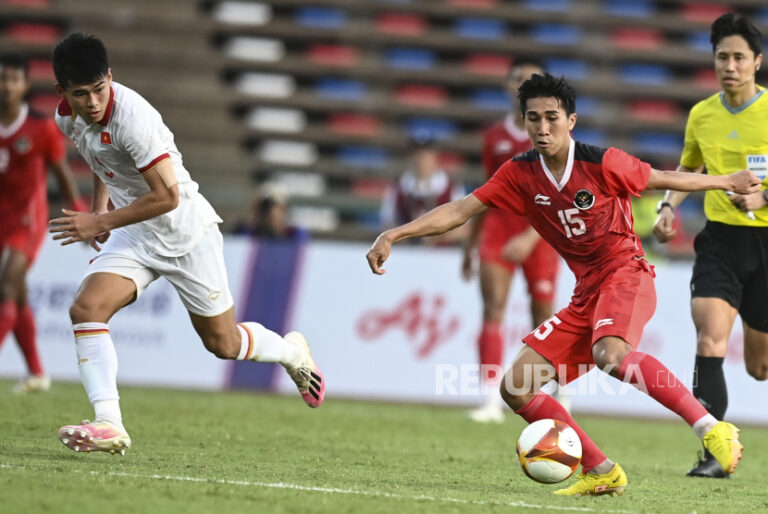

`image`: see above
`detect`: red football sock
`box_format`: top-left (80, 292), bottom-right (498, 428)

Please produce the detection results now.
top-left (0, 300), bottom-right (18, 350)
top-left (617, 351), bottom-right (708, 426)
top-left (515, 392), bottom-right (607, 472)
top-left (13, 305), bottom-right (44, 375)
top-left (479, 320), bottom-right (503, 381)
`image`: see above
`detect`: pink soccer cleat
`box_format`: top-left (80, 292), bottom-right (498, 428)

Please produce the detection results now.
top-left (58, 420), bottom-right (131, 455)
top-left (284, 331), bottom-right (325, 408)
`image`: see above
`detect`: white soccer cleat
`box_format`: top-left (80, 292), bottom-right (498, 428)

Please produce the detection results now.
top-left (467, 402), bottom-right (505, 424)
top-left (58, 420), bottom-right (131, 455)
top-left (12, 374), bottom-right (51, 394)
top-left (284, 331), bottom-right (325, 408)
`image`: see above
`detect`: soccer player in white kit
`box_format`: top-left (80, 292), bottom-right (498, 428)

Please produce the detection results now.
top-left (48, 33), bottom-right (325, 456)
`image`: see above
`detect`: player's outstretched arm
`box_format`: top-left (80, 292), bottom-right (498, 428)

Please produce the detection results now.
top-left (366, 194), bottom-right (487, 275)
top-left (646, 167), bottom-right (760, 195)
top-left (50, 159), bottom-right (179, 246)
top-left (652, 163), bottom-right (703, 243)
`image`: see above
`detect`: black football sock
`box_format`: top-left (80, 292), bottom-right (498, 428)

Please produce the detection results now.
top-left (692, 355), bottom-right (727, 421)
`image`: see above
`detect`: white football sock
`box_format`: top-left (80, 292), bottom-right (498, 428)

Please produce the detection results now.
top-left (73, 322), bottom-right (125, 432)
top-left (236, 322), bottom-right (302, 367)
top-left (692, 413), bottom-right (718, 439)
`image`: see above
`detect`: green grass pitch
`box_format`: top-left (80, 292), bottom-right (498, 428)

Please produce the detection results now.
top-left (1, 380), bottom-right (766, 513)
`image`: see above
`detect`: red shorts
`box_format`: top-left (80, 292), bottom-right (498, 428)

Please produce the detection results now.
top-left (523, 263), bottom-right (657, 384)
top-left (479, 209), bottom-right (559, 303)
top-left (0, 191), bottom-right (48, 263)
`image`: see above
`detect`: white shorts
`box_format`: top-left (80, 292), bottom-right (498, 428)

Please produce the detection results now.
top-left (85, 224), bottom-right (234, 317)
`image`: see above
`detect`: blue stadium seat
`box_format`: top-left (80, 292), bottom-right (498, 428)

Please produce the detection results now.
top-left (603, 0), bottom-right (654, 17)
top-left (384, 48), bottom-right (436, 70)
top-left (470, 88), bottom-right (510, 111)
top-left (576, 96), bottom-right (600, 117)
top-left (404, 118), bottom-right (457, 140)
top-left (294, 7), bottom-right (347, 29)
top-left (523, 0), bottom-right (571, 12)
top-left (758, 7), bottom-right (768, 26)
top-left (454, 18), bottom-right (507, 40)
top-left (688, 32), bottom-right (711, 52)
top-left (530, 24), bottom-right (582, 45)
top-left (634, 132), bottom-right (683, 156)
top-left (618, 64), bottom-right (671, 86)
top-left (336, 146), bottom-right (391, 169)
top-left (544, 58), bottom-right (590, 81)
top-left (572, 128), bottom-right (607, 147)
top-left (314, 78), bottom-right (367, 101)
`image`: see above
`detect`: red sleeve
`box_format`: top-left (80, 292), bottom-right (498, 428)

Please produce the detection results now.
top-left (472, 160), bottom-right (524, 215)
top-left (601, 147), bottom-right (651, 198)
top-left (43, 118), bottom-right (66, 164)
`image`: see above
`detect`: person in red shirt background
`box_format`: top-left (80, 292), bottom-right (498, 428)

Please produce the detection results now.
top-left (462, 58), bottom-right (562, 423)
top-left (0, 53), bottom-right (85, 393)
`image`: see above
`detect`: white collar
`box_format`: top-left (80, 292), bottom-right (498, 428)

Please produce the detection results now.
top-left (0, 103), bottom-right (29, 139)
top-left (539, 138), bottom-right (575, 192)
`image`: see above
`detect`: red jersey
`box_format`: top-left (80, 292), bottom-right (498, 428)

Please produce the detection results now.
top-left (473, 140), bottom-right (651, 301)
top-left (0, 104), bottom-right (65, 234)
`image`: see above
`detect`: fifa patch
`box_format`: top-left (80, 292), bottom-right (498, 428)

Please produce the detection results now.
top-left (14, 136), bottom-right (31, 154)
top-left (747, 154), bottom-right (768, 180)
top-left (573, 189), bottom-right (595, 210)
top-left (100, 131), bottom-right (112, 145)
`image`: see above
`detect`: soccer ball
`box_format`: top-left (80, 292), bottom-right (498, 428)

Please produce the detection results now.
top-left (516, 419), bottom-right (582, 484)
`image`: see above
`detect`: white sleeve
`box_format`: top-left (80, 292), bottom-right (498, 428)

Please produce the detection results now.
top-left (118, 108), bottom-right (171, 173)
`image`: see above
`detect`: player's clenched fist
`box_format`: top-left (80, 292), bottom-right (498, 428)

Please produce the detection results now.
top-left (652, 209), bottom-right (677, 243)
top-left (366, 232), bottom-right (393, 275)
top-left (729, 169), bottom-right (761, 194)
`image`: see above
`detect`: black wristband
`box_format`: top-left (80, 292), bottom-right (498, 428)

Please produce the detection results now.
top-left (656, 201), bottom-right (673, 214)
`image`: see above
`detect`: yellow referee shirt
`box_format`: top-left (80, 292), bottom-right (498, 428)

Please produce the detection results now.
top-left (680, 87), bottom-right (768, 226)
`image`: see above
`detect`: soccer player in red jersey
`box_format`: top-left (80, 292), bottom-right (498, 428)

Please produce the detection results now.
top-left (0, 53), bottom-right (85, 393)
top-left (367, 73), bottom-right (752, 495)
top-left (463, 58), bottom-right (562, 423)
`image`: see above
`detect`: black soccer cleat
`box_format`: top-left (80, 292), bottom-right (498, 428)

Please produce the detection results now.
top-left (687, 449), bottom-right (730, 479)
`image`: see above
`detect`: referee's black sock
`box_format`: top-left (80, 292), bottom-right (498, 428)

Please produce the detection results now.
top-left (692, 355), bottom-right (727, 420)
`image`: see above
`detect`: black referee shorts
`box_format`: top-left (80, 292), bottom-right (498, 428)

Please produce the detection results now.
top-left (691, 221), bottom-right (768, 332)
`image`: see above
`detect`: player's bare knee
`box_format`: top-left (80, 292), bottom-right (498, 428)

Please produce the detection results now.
top-left (592, 340), bottom-right (629, 375)
top-left (69, 299), bottom-right (99, 324)
top-left (696, 334), bottom-right (728, 357)
top-left (202, 333), bottom-right (239, 360)
top-left (500, 380), bottom-right (528, 411)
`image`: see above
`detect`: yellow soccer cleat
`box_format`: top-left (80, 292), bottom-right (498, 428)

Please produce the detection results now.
top-left (553, 463), bottom-right (627, 497)
top-left (702, 421), bottom-right (743, 475)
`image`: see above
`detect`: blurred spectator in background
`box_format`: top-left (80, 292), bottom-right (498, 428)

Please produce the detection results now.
top-left (235, 181), bottom-right (307, 241)
top-left (380, 131), bottom-right (466, 245)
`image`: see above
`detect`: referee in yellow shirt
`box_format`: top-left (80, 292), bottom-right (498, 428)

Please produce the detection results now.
top-left (654, 13), bottom-right (768, 478)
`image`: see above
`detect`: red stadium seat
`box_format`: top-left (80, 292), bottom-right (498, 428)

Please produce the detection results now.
top-left (394, 85), bottom-right (448, 108)
top-left (375, 13), bottom-right (427, 36)
top-left (351, 178), bottom-right (390, 199)
top-left (611, 28), bottom-right (664, 50)
top-left (463, 54), bottom-right (511, 76)
top-left (28, 58), bottom-right (54, 80)
top-left (679, 3), bottom-right (730, 23)
top-left (5, 23), bottom-right (61, 44)
top-left (305, 44), bottom-right (360, 67)
top-left (627, 100), bottom-right (681, 122)
top-left (438, 151), bottom-right (466, 174)
top-left (448, 0), bottom-right (498, 8)
top-left (1, 0), bottom-right (51, 7)
top-left (328, 113), bottom-right (381, 137)
top-left (693, 68), bottom-right (719, 90)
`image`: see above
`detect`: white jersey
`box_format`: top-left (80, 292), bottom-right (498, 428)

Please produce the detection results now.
top-left (55, 82), bottom-right (221, 257)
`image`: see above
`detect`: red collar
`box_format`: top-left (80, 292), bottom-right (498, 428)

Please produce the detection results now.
top-left (98, 86), bottom-right (115, 126)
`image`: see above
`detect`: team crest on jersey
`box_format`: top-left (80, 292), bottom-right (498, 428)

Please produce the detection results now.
top-left (100, 131), bottom-right (112, 145)
top-left (573, 189), bottom-right (595, 210)
top-left (14, 136), bottom-right (31, 154)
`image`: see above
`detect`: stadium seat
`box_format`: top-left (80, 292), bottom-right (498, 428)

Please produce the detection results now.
top-left (448, 0), bottom-right (498, 8)
top-left (259, 140), bottom-right (317, 166)
top-left (603, 0), bottom-right (654, 17)
top-left (234, 72), bottom-right (295, 98)
top-left (224, 37), bottom-right (284, 62)
top-left (246, 107), bottom-right (306, 133)
top-left (679, 3), bottom-right (730, 23)
top-left (544, 58), bottom-right (590, 81)
top-left (28, 58), bottom-right (53, 80)
top-left (395, 85), bottom-right (448, 108)
top-left (384, 47), bottom-right (436, 70)
top-left (454, 18), bottom-right (507, 40)
top-left (693, 68), bottom-right (719, 90)
top-left (611, 28), bottom-right (664, 50)
top-left (213, 1), bottom-right (271, 25)
top-left (627, 100), bottom-right (681, 122)
top-left (336, 146), bottom-right (391, 169)
top-left (470, 88), bottom-right (509, 111)
top-left (4, 22), bottom-right (61, 44)
top-left (306, 44), bottom-right (360, 67)
top-left (576, 96), bottom-right (601, 117)
top-left (437, 151), bottom-right (466, 174)
top-left (375, 13), bottom-right (427, 36)
top-left (1, 0), bottom-right (51, 7)
top-left (328, 113), bottom-right (382, 137)
top-left (404, 117), bottom-right (457, 140)
top-left (688, 31), bottom-right (712, 52)
top-left (619, 64), bottom-right (671, 86)
top-left (758, 7), bottom-right (768, 26)
top-left (572, 128), bottom-right (607, 147)
top-left (523, 0), bottom-right (571, 12)
top-left (530, 24), bottom-right (582, 45)
top-left (351, 178), bottom-right (390, 199)
top-left (314, 78), bottom-right (367, 101)
top-left (634, 132), bottom-right (683, 156)
top-left (463, 54), bottom-right (511, 76)
top-left (294, 7), bottom-right (347, 29)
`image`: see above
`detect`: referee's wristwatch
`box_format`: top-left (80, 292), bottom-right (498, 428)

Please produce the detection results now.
top-left (656, 201), bottom-right (674, 214)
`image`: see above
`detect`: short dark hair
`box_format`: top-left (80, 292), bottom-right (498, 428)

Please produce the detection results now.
top-left (52, 33), bottom-right (109, 88)
top-left (518, 73), bottom-right (577, 116)
top-left (0, 53), bottom-right (29, 77)
top-left (711, 13), bottom-right (762, 57)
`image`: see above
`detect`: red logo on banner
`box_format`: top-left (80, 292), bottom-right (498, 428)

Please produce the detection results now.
top-left (357, 292), bottom-right (460, 358)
